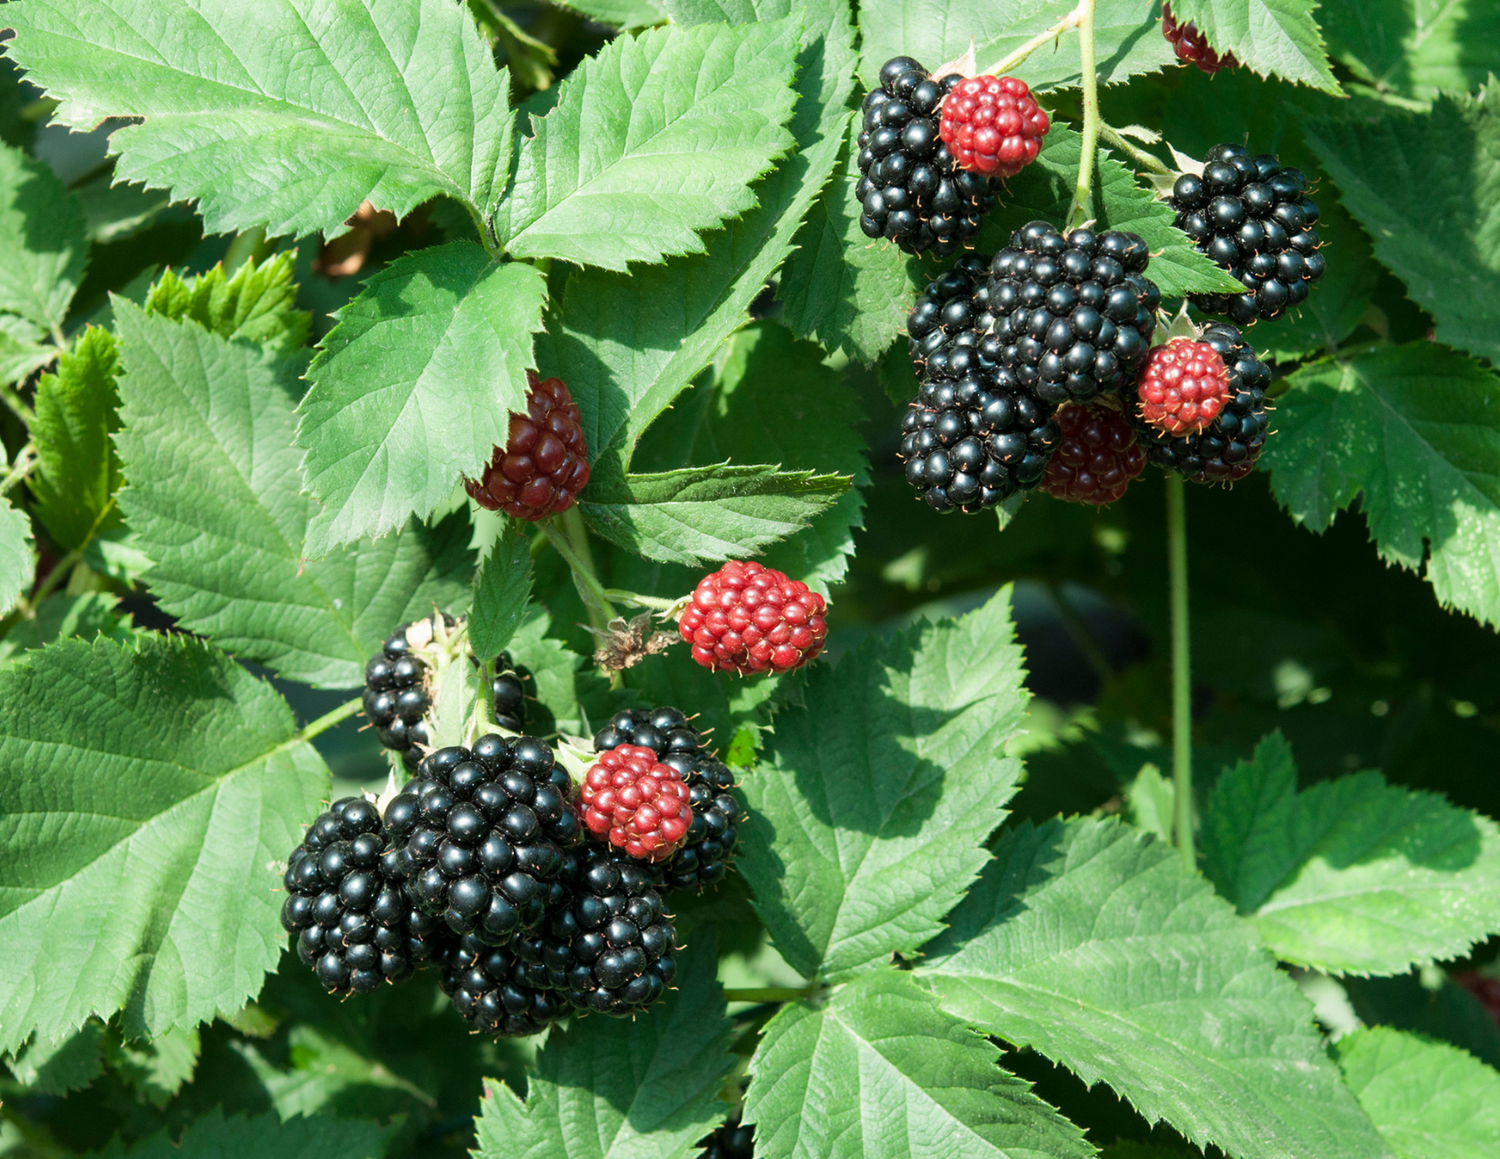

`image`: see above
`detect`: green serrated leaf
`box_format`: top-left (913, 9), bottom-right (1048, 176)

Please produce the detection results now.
top-left (921, 816), bottom-right (1394, 1159)
top-left (236, 1023), bottom-right (433, 1122)
top-left (96, 1108), bottom-right (389, 1159)
top-left (0, 139), bottom-right (87, 335)
top-left (0, 490), bottom-right (34, 618)
top-left (1166, 0), bottom-right (1341, 93)
top-left (1261, 342), bottom-right (1500, 629)
top-left (1320, 0), bottom-right (1500, 102)
top-left (75, 175), bottom-right (172, 244)
top-left (0, 634), bottom-right (330, 1052)
top-left (494, 20), bottom-right (800, 270)
top-left (105, 1024), bottom-right (200, 1107)
top-left (299, 241), bottom-right (546, 552)
top-left (29, 325), bottom-right (122, 552)
top-left (1334, 1027), bottom-right (1500, 1159)
top-left (145, 253), bottom-right (310, 357)
top-left (0, 591), bottom-right (132, 670)
top-left (471, 527), bottom-right (533, 661)
top-left (740, 587), bottom-right (1028, 982)
top-left (858, 0), bottom-right (1177, 94)
top-left (1201, 732), bottom-right (1500, 975)
top-left (505, 605), bottom-right (615, 736)
top-left (1343, 972), bottom-right (1500, 1072)
top-left (115, 304), bottom-right (475, 688)
top-left (474, 938), bottom-right (733, 1159)
top-left (3, 0), bottom-right (513, 239)
top-left (746, 968), bottom-right (1095, 1159)
top-left (5, 1022), bottom-right (105, 1095)
top-left (554, 0), bottom-right (667, 30)
top-left (536, 0), bottom-right (857, 466)
top-left (582, 462), bottom-right (848, 566)
top-left (0, 323), bottom-right (55, 387)
top-left (1301, 87), bottom-right (1500, 366)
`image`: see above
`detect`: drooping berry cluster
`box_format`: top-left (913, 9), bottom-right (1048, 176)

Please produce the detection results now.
top-left (464, 371), bottom-right (591, 521)
top-left (988, 222), bottom-right (1161, 406)
top-left (280, 797), bottom-right (447, 996)
top-left (938, 74), bottom-right (1050, 178)
top-left (857, 57), bottom-right (998, 257)
top-left (1131, 323), bottom-right (1271, 484)
top-left (1039, 401), bottom-right (1147, 506)
top-left (1161, 4), bottom-right (1236, 74)
top-left (1136, 337), bottom-right (1233, 435)
top-left (579, 744), bottom-right (693, 862)
top-left (1170, 143), bottom-right (1324, 323)
top-left (679, 560), bottom-right (828, 675)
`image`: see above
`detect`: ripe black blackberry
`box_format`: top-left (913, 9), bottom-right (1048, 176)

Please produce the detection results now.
top-left (475, 649), bottom-right (530, 732)
top-left (1132, 323), bottom-right (1272, 484)
top-left (382, 734), bottom-right (581, 945)
top-left (898, 334), bottom-right (1061, 513)
top-left (280, 796), bottom-right (448, 996)
top-left (856, 57), bottom-right (999, 257)
top-left (592, 707), bottom-right (741, 893)
top-left (906, 253), bottom-right (994, 371)
top-left (988, 222), bottom-right (1161, 405)
top-left (699, 1115), bottom-right (755, 1159)
top-left (438, 932), bottom-right (571, 1037)
top-left (1169, 143), bottom-right (1325, 323)
top-left (363, 626), bottom-right (434, 771)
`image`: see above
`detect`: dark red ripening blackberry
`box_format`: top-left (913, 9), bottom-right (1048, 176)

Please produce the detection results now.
top-left (438, 931), bottom-right (571, 1037)
top-left (280, 797), bottom-right (449, 996)
top-left (1169, 143), bottom-right (1324, 323)
top-left (1131, 324), bottom-right (1272, 484)
top-left (988, 221), bottom-right (1161, 405)
top-left (363, 625), bottom-right (435, 771)
top-left (1161, 4), bottom-right (1236, 74)
top-left (464, 371), bottom-right (591, 521)
top-left (592, 708), bottom-right (741, 893)
top-left (907, 253), bottom-right (995, 371)
top-left (381, 735), bottom-right (581, 945)
top-left (1039, 400), bottom-right (1147, 506)
top-left (698, 1115), bottom-right (755, 1159)
top-left (898, 329), bottom-right (1061, 513)
top-left (856, 56), bottom-right (1000, 257)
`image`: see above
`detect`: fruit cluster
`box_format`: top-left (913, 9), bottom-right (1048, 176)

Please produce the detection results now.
top-left (281, 699), bottom-right (740, 1035)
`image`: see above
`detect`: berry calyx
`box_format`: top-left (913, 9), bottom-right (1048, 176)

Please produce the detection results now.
top-left (1136, 338), bottom-right (1233, 435)
top-left (678, 561), bottom-right (828, 675)
top-left (1040, 401), bottom-right (1146, 506)
top-left (1162, 4), bottom-right (1236, 74)
top-left (580, 744), bottom-right (693, 863)
top-left (464, 371), bottom-right (590, 521)
top-left (938, 74), bottom-right (1050, 178)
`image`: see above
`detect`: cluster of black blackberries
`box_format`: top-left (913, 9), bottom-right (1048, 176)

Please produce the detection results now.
top-left (1169, 143), bottom-right (1324, 323)
top-left (857, 57), bottom-right (998, 257)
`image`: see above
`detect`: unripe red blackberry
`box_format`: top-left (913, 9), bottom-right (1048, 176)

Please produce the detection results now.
top-left (1162, 4), bottom-right (1236, 74)
top-left (1131, 323), bottom-right (1272, 484)
top-left (1136, 337), bottom-right (1233, 435)
top-left (1169, 144), bottom-right (1324, 323)
top-left (938, 74), bottom-right (1050, 178)
top-left (464, 371), bottom-right (590, 520)
top-left (580, 744), bottom-right (693, 863)
top-left (679, 561), bottom-right (827, 675)
top-left (855, 57), bottom-right (1001, 257)
top-left (906, 253), bottom-right (995, 371)
top-left (1040, 401), bottom-right (1146, 506)
top-left (988, 221), bottom-right (1161, 405)
top-left (280, 796), bottom-right (447, 996)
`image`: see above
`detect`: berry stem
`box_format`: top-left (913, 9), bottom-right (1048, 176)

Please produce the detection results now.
top-left (1065, 0), bottom-right (1100, 231)
top-left (1166, 473), bottom-right (1195, 867)
top-left (603, 589), bottom-right (679, 611)
top-left (1098, 123), bottom-right (1173, 176)
top-left (979, 0), bottom-right (1091, 77)
top-left (297, 695), bottom-right (364, 743)
top-left (723, 986), bottom-right (820, 1004)
top-left (541, 509), bottom-right (618, 636)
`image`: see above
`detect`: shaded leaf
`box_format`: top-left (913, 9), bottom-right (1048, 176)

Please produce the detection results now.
top-left (0, 138), bottom-right (87, 334)
top-left (97, 1108), bottom-right (388, 1159)
top-left (1320, 0), bottom-right (1500, 102)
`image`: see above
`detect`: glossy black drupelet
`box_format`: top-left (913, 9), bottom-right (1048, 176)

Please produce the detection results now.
top-left (907, 253), bottom-right (995, 371)
top-left (382, 735), bottom-right (581, 946)
top-left (856, 56), bottom-right (999, 257)
top-left (988, 222), bottom-right (1161, 406)
top-left (1132, 323), bottom-right (1271, 484)
top-left (1170, 143), bottom-right (1324, 323)
top-left (363, 626), bottom-right (433, 770)
top-left (438, 932), bottom-right (570, 1037)
top-left (490, 651), bottom-right (530, 732)
top-left (592, 707), bottom-right (741, 893)
top-left (281, 796), bottom-right (448, 996)
top-left (898, 333), bottom-right (1061, 513)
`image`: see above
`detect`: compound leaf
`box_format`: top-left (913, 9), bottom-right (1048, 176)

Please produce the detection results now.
top-left (494, 19), bottom-right (800, 270)
top-left (1262, 342), bottom-right (1500, 630)
top-left (298, 241), bottom-right (545, 553)
top-left (115, 304), bottom-right (474, 689)
top-left (1165, 0), bottom-right (1341, 93)
top-left (740, 588), bottom-right (1028, 982)
top-left (744, 968), bottom-right (1094, 1159)
top-left (2, 0), bottom-right (513, 239)
top-left (0, 635), bottom-right (330, 1052)
top-left (1201, 732), bottom-right (1500, 975)
top-left (921, 816), bottom-right (1393, 1159)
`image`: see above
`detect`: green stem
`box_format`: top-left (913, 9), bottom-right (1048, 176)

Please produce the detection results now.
top-left (1098, 123), bottom-right (1173, 175)
top-left (979, 0), bottom-right (1091, 76)
top-left (1065, 0), bottom-right (1100, 231)
top-left (298, 696), bottom-right (363, 743)
top-left (723, 986), bottom-right (819, 1004)
top-left (22, 547), bottom-right (81, 614)
top-left (602, 589), bottom-right (678, 611)
top-left (0, 443), bottom-right (36, 495)
top-left (2, 383), bottom-right (37, 426)
top-left (1166, 473), bottom-right (1194, 866)
top-left (541, 509), bottom-right (617, 634)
